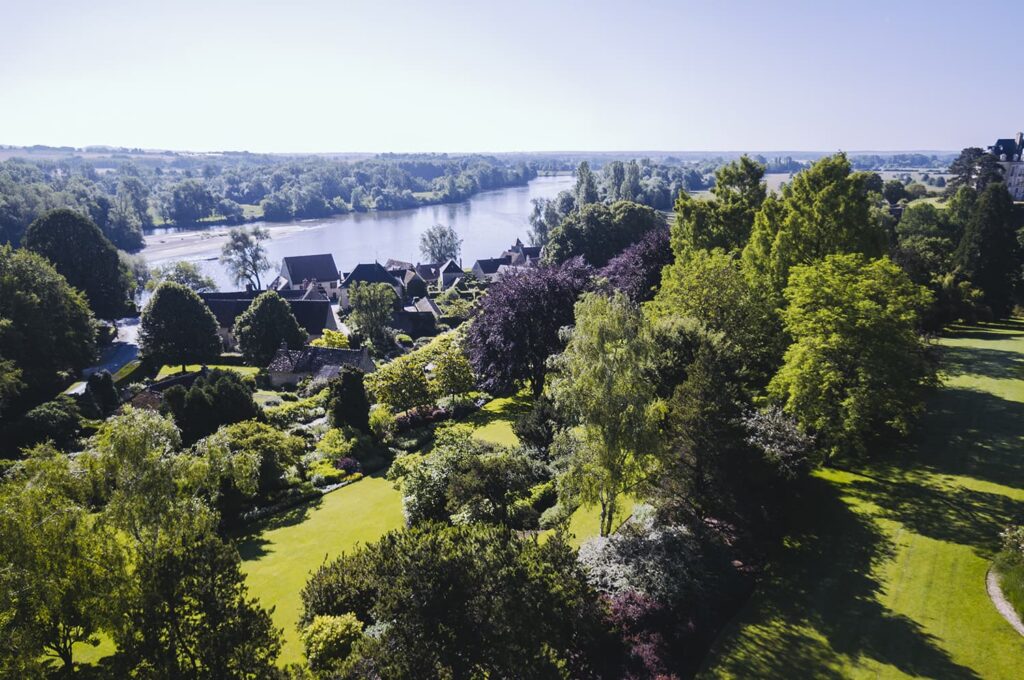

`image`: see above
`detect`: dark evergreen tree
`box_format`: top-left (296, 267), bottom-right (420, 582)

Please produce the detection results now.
top-left (140, 282), bottom-right (221, 372)
top-left (232, 291), bottom-right (306, 366)
top-left (328, 366), bottom-right (371, 433)
top-left (954, 183), bottom-right (1021, 317)
top-left (22, 208), bottom-right (134, 319)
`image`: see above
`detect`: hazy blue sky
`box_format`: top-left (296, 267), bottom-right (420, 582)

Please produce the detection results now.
top-left (2, 0), bottom-right (1022, 153)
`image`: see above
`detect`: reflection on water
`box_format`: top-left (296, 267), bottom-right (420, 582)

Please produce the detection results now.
top-left (145, 175), bottom-right (574, 290)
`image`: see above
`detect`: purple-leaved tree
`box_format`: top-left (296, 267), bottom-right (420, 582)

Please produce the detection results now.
top-left (466, 257), bottom-right (592, 397)
top-left (597, 227), bottom-right (671, 303)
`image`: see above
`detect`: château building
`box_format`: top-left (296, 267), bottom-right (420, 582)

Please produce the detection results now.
top-left (989, 132), bottom-right (1024, 200)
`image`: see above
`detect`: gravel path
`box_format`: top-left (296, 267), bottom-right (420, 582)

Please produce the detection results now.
top-left (987, 567), bottom-right (1024, 637)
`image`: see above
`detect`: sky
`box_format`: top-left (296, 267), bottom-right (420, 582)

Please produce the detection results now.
top-left (1, 0), bottom-right (1023, 153)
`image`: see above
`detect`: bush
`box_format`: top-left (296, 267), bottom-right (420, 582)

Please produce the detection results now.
top-left (395, 333), bottom-right (413, 347)
top-left (368, 406), bottom-right (396, 443)
top-left (300, 613), bottom-right (364, 673)
top-left (539, 501), bottom-right (576, 530)
top-left (85, 370), bottom-right (120, 417)
top-left (162, 369), bottom-right (259, 444)
top-left (513, 395), bottom-right (559, 452)
top-left (308, 459), bottom-right (346, 487)
top-left (264, 389), bottom-right (328, 428)
top-left (18, 396), bottom-right (82, 450)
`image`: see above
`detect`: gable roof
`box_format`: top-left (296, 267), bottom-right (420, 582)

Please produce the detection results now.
top-left (342, 262), bottom-right (400, 287)
top-left (281, 254), bottom-right (339, 284)
top-left (268, 345), bottom-right (376, 374)
top-left (416, 263), bottom-right (440, 281)
top-left (439, 259), bottom-right (462, 274)
top-left (473, 256), bottom-right (512, 275)
top-left (385, 258), bottom-right (414, 270)
top-left (406, 296), bottom-right (441, 317)
top-left (199, 293), bottom-right (334, 335)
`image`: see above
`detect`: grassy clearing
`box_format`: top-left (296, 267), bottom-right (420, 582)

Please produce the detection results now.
top-left (699, 320), bottom-right (1024, 679)
top-left (239, 476), bottom-right (404, 665)
top-left (467, 393), bottom-right (532, 446)
top-left (155, 364), bottom-right (261, 380)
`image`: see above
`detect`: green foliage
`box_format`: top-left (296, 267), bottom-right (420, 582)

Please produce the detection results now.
top-left (301, 613), bottom-right (364, 674)
top-left (85, 369), bottom-right (121, 417)
top-left (953, 182), bottom-right (1021, 317)
top-left (212, 420), bottom-right (304, 506)
top-left (365, 353), bottom-right (431, 414)
top-left (264, 389), bottom-right (328, 428)
top-left (0, 446), bottom-right (124, 674)
top-left (23, 208), bottom-right (133, 319)
top-left (233, 290), bottom-right (306, 366)
top-left (769, 254), bottom-right (934, 459)
top-left (430, 337), bottom-right (476, 399)
top-left (650, 248), bottom-right (783, 387)
top-left (0, 244), bottom-right (96, 409)
top-left (348, 282), bottom-right (396, 349)
top-left (368, 406), bottom-right (397, 442)
top-left (742, 153), bottom-right (889, 299)
top-left (311, 328), bottom-right (350, 348)
top-left (300, 523), bottom-right (611, 679)
top-left (418, 223), bottom-right (462, 263)
top-left (146, 260), bottom-right (216, 293)
top-left (545, 200), bottom-right (663, 267)
top-left (220, 226), bottom-right (271, 290)
top-left (673, 155), bottom-right (766, 252)
top-left (162, 369), bottom-right (259, 445)
top-left (140, 281), bottom-right (221, 369)
top-left (18, 395), bottom-right (81, 450)
top-left (549, 292), bottom-right (666, 536)
top-left (328, 366), bottom-right (371, 433)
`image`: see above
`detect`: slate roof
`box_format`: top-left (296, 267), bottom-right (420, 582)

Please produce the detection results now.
top-left (404, 296), bottom-right (441, 318)
top-left (415, 263), bottom-right (441, 282)
top-left (342, 262), bottom-right (400, 288)
top-left (267, 345), bottom-right (376, 375)
top-left (439, 259), bottom-right (463, 274)
top-left (473, 256), bottom-right (512, 275)
top-left (199, 293), bottom-right (334, 335)
top-left (281, 254), bottom-right (339, 284)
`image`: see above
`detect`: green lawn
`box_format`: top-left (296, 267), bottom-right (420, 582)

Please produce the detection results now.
top-left (699, 320), bottom-right (1024, 679)
top-left (468, 392), bottom-right (532, 446)
top-left (155, 364), bottom-right (261, 380)
top-left (239, 476), bottom-right (404, 665)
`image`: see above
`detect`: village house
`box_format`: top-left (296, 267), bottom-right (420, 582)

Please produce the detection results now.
top-left (199, 291), bottom-right (340, 350)
top-left (271, 254), bottom-right (341, 300)
top-left (266, 343), bottom-right (376, 388)
top-left (339, 261), bottom-right (405, 310)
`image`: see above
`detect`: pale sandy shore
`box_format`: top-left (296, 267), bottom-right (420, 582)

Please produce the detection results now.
top-left (142, 223), bottom-right (311, 263)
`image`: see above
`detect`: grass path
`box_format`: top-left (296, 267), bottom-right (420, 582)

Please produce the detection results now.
top-left (698, 320), bottom-right (1024, 679)
top-left (239, 476), bottom-right (404, 665)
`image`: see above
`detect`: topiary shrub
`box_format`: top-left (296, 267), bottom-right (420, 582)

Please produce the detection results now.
top-left (328, 366), bottom-right (371, 433)
top-left (18, 396), bottom-right (82, 450)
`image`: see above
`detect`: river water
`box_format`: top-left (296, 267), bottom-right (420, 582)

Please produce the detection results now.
top-left (142, 175), bottom-right (574, 290)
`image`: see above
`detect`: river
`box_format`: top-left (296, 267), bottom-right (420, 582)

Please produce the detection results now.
top-left (142, 174), bottom-right (574, 290)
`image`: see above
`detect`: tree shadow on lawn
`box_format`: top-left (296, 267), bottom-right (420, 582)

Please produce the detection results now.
top-left (709, 475), bottom-right (982, 679)
top-left (940, 345), bottom-right (1024, 381)
top-left (901, 387), bottom-right (1024, 491)
top-left (465, 393), bottom-right (532, 431)
top-left (946, 318), bottom-right (1024, 340)
top-left (235, 495), bottom-right (325, 561)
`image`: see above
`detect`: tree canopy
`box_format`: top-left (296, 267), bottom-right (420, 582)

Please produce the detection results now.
top-left (220, 226), bottom-right (271, 290)
top-left (544, 201), bottom-right (663, 267)
top-left (23, 208), bottom-right (134, 319)
top-left (466, 258), bottom-right (591, 397)
top-left (418, 223), bottom-right (462, 264)
top-left (140, 282), bottom-right (221, 371)
top-left (233, 290), bottom-right (306, 366)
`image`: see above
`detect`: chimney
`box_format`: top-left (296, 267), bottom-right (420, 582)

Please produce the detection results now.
top-left (1016, 132), bottom-right (1022, 148)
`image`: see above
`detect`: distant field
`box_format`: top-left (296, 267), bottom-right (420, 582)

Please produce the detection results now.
top-left (699, 320), bottom-right (1024, 679)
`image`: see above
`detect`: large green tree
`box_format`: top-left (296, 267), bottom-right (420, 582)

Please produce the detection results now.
top-left (672, 156), bottom-right (766, 253)
top-left (146, 260), bottom-right (216, 293)
top-left (545, 200), bottom-right (663, 267)
top-left (140, 282), bottom-right (221, 372)
top-left (418, 223), bottom-right (462, 264)
top-left (348, 281), bottom-right (397, 349)
top-left (0, 446), bottom-right (124, 675)
top-left (233, 290), bottom-right (306, 365)
top-left (23, 208), bottom-right (134, 319)
top-left (742, 153), bottom-right (889, 299)
top-left (300, 524), bottom-right (610, 679)
top-left (769, 254), bottom-right (934, 459)
top-left (220, 226), bottom-right (271, 290)
top-left (0, 245), bottom-right (96, 410)
top-left (549, 292), bottom-right (665, 536)
top-left (953, 182), bottom-right (1021, 317)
